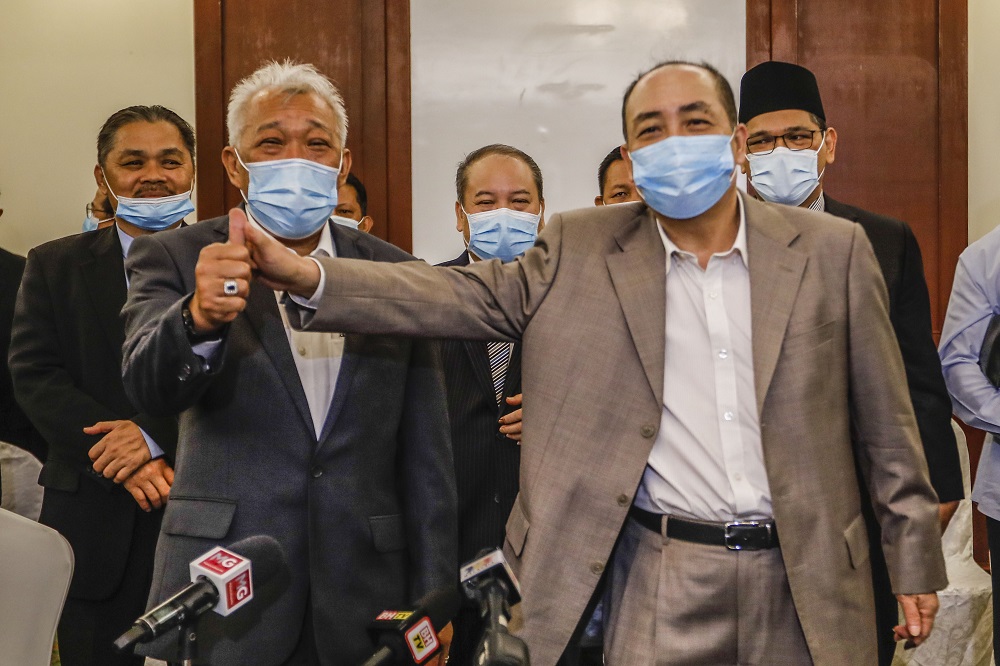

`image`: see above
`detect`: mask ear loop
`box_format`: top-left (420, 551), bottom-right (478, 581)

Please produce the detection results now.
top-left (100, 167), bottom-right (122, 209)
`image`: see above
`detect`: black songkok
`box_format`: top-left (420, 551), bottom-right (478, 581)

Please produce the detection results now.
top-left (738, 61), bottom-right (825, 124)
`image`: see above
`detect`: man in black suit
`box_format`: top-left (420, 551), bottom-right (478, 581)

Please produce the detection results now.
top-left (739, 60), bottom-right (963, 665)
top-left (8, 105), bottom-right (193, 666)
top-left (436, 144), bottom-right (542, 664)
top-left (120, 61), bottom-right (456, 666)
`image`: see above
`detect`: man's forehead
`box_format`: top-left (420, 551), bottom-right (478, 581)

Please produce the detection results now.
top-left (630, 65), bottom-right (720, 109)
top-left (109, 121), bottom-right (188, 155)
top-left (745, 108), bottom-right (817, 134)
top-left (247, 90), bottom-right (336, 130)
top-left (467, 155), bottom-right (535, 190)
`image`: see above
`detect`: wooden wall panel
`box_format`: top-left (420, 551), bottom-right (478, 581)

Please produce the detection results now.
top-left (193, 0), bottom-right (411, 250)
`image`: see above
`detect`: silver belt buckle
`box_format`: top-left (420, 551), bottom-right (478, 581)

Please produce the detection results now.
top-left (724, 520), bottom-right (767, 550)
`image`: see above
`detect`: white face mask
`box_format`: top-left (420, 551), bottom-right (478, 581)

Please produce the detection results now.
top-left (745, 133), bottom-right (826, 207)
top-left (330, 214), bottom-right (360, 231)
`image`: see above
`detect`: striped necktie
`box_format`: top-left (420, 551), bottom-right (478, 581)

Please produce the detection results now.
top-left (487, 341), bottom-right (511, 405)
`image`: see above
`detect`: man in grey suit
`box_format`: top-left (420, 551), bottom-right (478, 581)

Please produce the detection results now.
top-left (120, 61), bottom-right (457, 666)
top-left (223, 61), bottom-right (945, 665)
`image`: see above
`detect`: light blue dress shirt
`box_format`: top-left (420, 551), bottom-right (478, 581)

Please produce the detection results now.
top-left (939, 223), bottom-right (1000, 520)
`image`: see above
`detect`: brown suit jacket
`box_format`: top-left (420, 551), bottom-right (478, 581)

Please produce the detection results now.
top-left (290, 192), bottom-right (946, 665)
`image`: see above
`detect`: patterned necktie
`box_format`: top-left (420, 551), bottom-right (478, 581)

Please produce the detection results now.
top-left (487, 341), bottom-right (511, 405)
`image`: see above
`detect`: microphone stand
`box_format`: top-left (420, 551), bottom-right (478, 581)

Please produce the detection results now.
top-left (177, 616), bottom-right (199, 666)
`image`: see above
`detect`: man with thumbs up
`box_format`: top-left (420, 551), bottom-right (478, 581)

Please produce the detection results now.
top-left (120, 61), bottom-right (456, 666)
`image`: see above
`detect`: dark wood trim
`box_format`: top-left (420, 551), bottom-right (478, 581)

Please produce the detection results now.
top-left (360, 1), bottom-right (388, 243)
top-left (770, 0), bottom-right (799, 62)
top-left (385, 0), bottom-right (413, 252)
top-left (746, 0), bottom-right (773, 67)
top-left (193, 0), bottom-right (227, 221)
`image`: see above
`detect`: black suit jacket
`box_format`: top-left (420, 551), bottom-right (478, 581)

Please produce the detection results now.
top-left (8, 226), bottom-right (178, 600)
top-left (438, 252), bottom-right (522, 564)
top-left (0, 247), bottom-right (43, 458)
top-left (825, 196), bottom-right (962, 502)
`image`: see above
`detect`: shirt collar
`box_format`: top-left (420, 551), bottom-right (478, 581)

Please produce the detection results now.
top-left (115, 222), bottom-right (134, 259)
top-left (245, 210), bottom-right (337, 259)
top-left (654, 195), bottom-right (748, 274)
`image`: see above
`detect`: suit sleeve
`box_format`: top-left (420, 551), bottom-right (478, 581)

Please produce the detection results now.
top-left (846, 224), bottom-right (947, 594)
top-left (121, 233), bottom-right (227, 417)
top-left (9, 249), bottom-right (120, 471)
top-left (286, 213), bottom-right (566, 339)
top-left (889, 225), bottom-right (963, 502)
top-left (398, 338), bottom-right (458, 599)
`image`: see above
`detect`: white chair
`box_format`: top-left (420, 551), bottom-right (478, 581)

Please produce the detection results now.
top-left (893, 420), bottom-right (994, 666)
top-left (0, 508), bottom-right (74, 666)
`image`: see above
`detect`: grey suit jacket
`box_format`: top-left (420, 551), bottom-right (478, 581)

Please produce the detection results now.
top-left (120, 216), bottom-right (457, 666)
top-left (287, 192), bottom-right (946, 666)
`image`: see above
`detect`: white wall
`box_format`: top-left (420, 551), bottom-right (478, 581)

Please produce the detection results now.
top-left (410, 0), bottom-right (746, 264)
top-left (969, 0), bottom-right (1000, 244)
top-left (0, 0), bottom-right (195, 256)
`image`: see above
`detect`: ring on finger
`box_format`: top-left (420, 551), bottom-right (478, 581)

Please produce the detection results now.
top-left (223, 278), bottom-right (239, 296)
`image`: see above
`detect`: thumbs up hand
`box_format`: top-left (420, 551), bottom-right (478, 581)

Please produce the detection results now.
top-left (187, 208), bottom-right (254, 335)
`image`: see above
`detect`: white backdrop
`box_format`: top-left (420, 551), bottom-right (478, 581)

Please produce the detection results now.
top-left (410, 0), bottom-right (746, 264)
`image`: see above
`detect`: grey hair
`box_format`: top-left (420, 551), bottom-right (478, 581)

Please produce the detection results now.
top-left (226, 60), bottom-right (348, 149)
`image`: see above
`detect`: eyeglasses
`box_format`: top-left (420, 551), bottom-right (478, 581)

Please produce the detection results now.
top-left (86, 203), bottom-right (111, 217)
top-left (745, 129), bottom-right (824, 155)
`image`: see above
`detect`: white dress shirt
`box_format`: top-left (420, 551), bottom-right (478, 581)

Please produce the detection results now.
top-left (633, 199), bottom-right (773, 521)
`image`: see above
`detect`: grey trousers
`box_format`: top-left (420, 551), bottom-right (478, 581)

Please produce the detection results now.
top-left (603, 515), bottom-right (813, 666)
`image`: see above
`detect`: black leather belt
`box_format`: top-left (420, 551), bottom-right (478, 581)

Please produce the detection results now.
top-left (629, 506), bottom-right (779, 551)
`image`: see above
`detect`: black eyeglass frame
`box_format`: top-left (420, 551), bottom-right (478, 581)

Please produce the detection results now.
top-left (745, 128), bottom-right (826, 155)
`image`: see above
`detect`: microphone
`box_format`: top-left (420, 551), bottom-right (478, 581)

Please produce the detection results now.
top-left (460, 549), bottom-right (530, 666)
top-left (114, 535), bottom-right (287, 652)
top-left (361, 586), bottom-right (462, 666)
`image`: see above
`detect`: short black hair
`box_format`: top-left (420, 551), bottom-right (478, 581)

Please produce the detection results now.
top-left (343, 172), bottom-right (367, 216)
top-left (621, 60), bottom-right (738, 140)
top-left (97, 105), bottom-right (196, 168)
top-left (597, 147), bottom-right (625, 195)
top-left (455, 144), bottom-right (543, 205)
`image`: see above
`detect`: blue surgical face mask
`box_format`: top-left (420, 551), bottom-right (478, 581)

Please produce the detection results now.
top-left (237, 150), bottom-right (341, 240)
top-left (83, 215), bottom-right (100, 232)
top-left (464, 206), bottom-right (541, 262)
top-left (628, 131), bottom-right (737, 219)
top-left (330, 214), bottom-right (360, 231)
top-left (745, 133), bottom-right (826, 206)
top-left (103, 172), bottom-right (195, 231)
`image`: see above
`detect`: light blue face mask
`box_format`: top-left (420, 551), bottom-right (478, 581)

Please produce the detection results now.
top-left (82, 216), bottom-right (100, 232)
top-left (237, 151), bottom-right (341, 240)
top-left (464, 206), bottom-right (541, 262)
top-left (745, 134), bottom-right (826, 206)
top-left (103, 172), bottom-right (195, 231)
top-left (628, 131), bottom-right (736, 219)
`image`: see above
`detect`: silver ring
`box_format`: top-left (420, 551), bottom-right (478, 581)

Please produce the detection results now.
top-left (223, 279), bottom-right (239, 296)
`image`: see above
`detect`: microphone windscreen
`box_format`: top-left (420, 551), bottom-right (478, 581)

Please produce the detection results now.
top-left (224, 535), bottom-right (288, 587)
top-left (414, 586), bottom-right (462, 628)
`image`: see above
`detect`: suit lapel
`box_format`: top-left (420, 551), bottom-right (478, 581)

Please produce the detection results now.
top-left (316, 223), bottom-right (366, 442)
top-left (606, 209), bottom-right (665, 405)
top-left (81, 228), bottom-right (128, 360)
top-left (243, 280), bottom-right (316, 436)
top-left (744, 194), bottom-right (808, 416)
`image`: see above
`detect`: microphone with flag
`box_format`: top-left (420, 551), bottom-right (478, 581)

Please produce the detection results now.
top-left (114, 534), bottom-right (287, 653)
top-left (361, 586), bottom-right (462, 665)
top-left (461, 549), bottom-right (530, 666)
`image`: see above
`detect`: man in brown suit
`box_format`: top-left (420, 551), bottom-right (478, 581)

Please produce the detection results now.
top-left (212, 61), bottom-right (946, 665)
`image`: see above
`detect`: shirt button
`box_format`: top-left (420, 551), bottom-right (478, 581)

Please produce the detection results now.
top-left (733, 472), bottom-right (743, 482)
top-left (617, 494), bottom-right (630, 507)
top-left (718, 349), bottom-right (728, 359)
top-left (709, 292), bottom-right (718, 299)
top-left (494, 493), bottom-right (501, 504)
top-left (640, 424), bottom-right (656, 438)
top-left (590, 562), bottom-right (604, 575)
top-left (298, 345), bottom-right (307, 356)
top-left (723, 411), bottom-right (734, 421)
top-left (311, 466), bottom-right (323, 478)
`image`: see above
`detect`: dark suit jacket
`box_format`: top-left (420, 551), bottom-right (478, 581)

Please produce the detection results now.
top-left (0, 247), bottom-right (43, 459)
top-left (825, 196), bottom-right (962, 502)
top-left (438, 252), bottom-right (522, 566)
top-left (8, 227), bottom-right (178, 600)
top-left (121, 217), bottom-right (457, 666)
